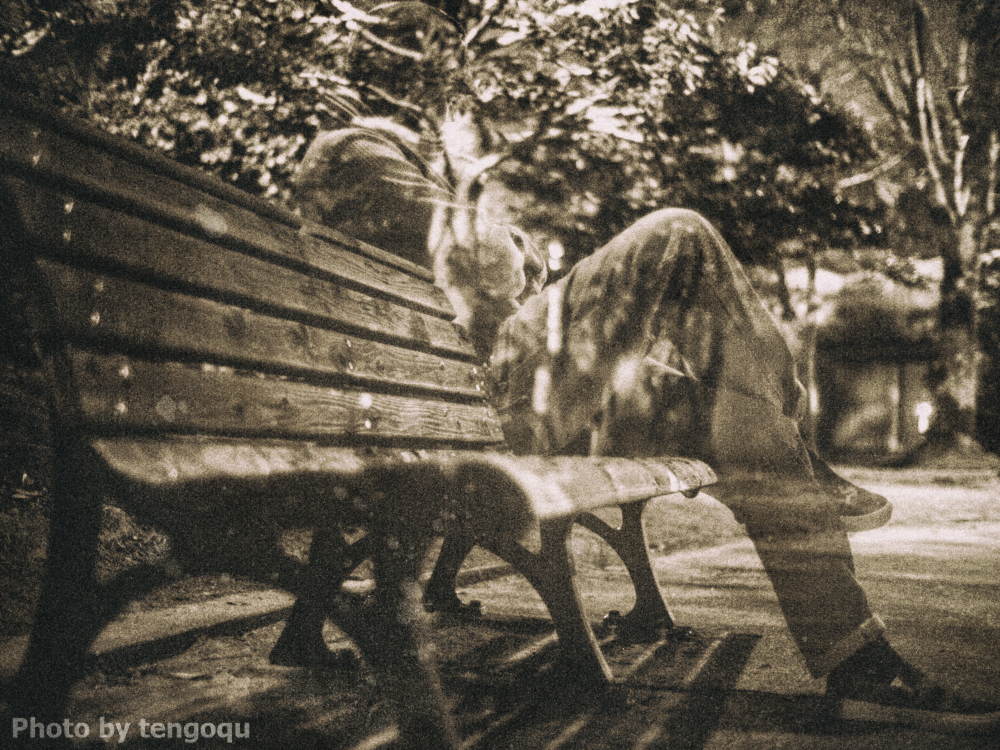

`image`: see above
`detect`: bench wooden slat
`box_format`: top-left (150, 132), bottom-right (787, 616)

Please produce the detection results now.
top-left (0, 95), bottom-right (438, 283)
top-left (93, 436), bottom-right (375, 484)
top-left (5, 187), bottom-right (471, 358)
top-left (70, 348), bottom-right (505, 446)
top-left (296, 223), bottom-right (443, 306)
top-left (90, 438), bottom-right (531, 536)
top-left (87, 438), bottom-right (715, 529)
top-left (470, 454), bottom-right (716, 519)
top-left (90, 438), bottom-right (711, 499)
top-left (37, 261), bottom-right (488, 399)
top-left (0, 117), bottom-right (447, 314)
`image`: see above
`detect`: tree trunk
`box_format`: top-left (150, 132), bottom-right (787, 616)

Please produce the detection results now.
top-left (801, 253), bottom-right (819, 448)
top-left (919, 213), bottom-right (989, 464)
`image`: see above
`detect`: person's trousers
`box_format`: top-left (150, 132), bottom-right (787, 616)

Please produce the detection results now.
top-left (488, 208), bottom-right (883, 677)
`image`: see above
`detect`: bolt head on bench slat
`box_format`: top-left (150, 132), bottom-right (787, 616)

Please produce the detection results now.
top-left (70, 348), bottom-right (505, 447)
top-left (37, 260), bottom-right (489, 399)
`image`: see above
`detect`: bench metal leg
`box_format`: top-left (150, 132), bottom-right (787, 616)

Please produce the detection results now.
top-left (423, 533), bottom-right (477, 614)
top-left (576, 501), bottom-right (676, 636)
top-left (270, 530), bottom-right (375, 667)
top-left (279, 467), bottom-right (462, 750)
top-left (11, 447), bottom-right (105, 728)
top-left (424, 501), bottom-right (676, 684)
top-left (329, 527), bottom-right (460, 750)
top-left (482, 516), bottom-right (615, 685)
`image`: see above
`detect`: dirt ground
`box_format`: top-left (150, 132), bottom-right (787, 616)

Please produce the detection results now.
top-left (4, 463), bottom-right (999, 749)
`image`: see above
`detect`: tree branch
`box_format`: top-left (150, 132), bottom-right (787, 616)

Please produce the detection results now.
top-left (916, 0), bottom-right (964, 131)
top-left (874, 61), bottom-right (913, 137)
top-left (836, 153), bottom-right (904, 190)
top-left (954, 132), bottom-right (970, 217)
top-left (917, 77), bottom-right (954, 221)
top-left (851, 25), bottom-right (915, 141)
top-left (909, 6), bottom-right (954, 222)
top-left (908, 2), bottom-right (945, 163)
top-left (359, 27), bottom-right (425, 61)
top-left (923, 81), bottom-right (951, 166)
top-left (890, 35), bottom-right (924, 133)
top-left (915, 0), bottom-right (960, 105)
top-left (361, 81), bottom-right (425, 115)
top-left (987, 128), bottom-right (999, 219)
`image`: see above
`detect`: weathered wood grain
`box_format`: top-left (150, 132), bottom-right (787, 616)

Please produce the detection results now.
top-left (70, 348), bottom-right (505, 446)
top-left (38, 261), bottom-right (488, 399)
top-left (4, 186), bottom-right (470, 357)
top-left (0, 113), bottom-right (444, 307)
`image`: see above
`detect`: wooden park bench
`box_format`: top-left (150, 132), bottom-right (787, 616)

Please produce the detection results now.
top-left (0, 90), bottom-right (716, 749)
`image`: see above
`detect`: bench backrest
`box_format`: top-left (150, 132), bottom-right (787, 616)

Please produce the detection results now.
top-left (0, 93), bottom-right (505, 478)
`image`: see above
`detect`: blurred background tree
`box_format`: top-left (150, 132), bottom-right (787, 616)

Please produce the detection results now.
top-left (717, 0), bottom-right (1000, 460)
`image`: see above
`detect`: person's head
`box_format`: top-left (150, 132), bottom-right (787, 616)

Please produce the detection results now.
top-left (428, 106), bottom-right (547, 356)
top-left (292, 118), bottom-right (449, 267)
top-left (292, 106), bottom-right (543, 354)
top-left (296, 2), bottom-right (546, 353)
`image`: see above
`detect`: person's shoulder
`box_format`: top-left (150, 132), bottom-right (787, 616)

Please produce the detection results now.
top-left (310, 126), bottom-right (430, 173)
top-left (298, 128), bottom-right (379, 165)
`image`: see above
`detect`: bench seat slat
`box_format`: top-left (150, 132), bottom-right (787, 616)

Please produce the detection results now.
top-left (7, 188), bottom-right (471, 358)
top-left (472, 454), bottom-right (717, 519)
top-left (89, 438), bottom-right (542, 540)
top-left (92, 436), bottom-right (373, 485)
top-left (90, 436), bottom-right (714, 524)
top-left (38, 261), bottom-right (488, 399)
top-left (0, 114), bottom-right (446, 307)
top-left (70, 348), bottom-right (505, 446)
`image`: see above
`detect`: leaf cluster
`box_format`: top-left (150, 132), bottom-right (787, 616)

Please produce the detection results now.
top-left (451, 0), bottom-right (884, 269)
top-left (2, 0), bottom-right (884, 266)
top-left (3, 0), bottom-right (461, 201)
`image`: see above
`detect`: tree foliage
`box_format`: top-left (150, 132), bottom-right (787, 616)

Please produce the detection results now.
top-left (2, 0), bottom-right (883, 279)
top-left (3, 0), bottom-right (463, 200)
top-left (726, 0), bottom-right (1000, 454)
top-left (454, 0), bottom-right (883, 276)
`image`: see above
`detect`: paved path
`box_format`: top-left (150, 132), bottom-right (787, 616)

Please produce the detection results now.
top-left (4, 469), bottom-right (998, 749)
top-left (448, 468), bottom-right (1000, 749)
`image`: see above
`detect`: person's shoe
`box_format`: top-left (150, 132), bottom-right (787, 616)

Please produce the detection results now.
top-left (829, 673), bottom-right (1000, 733)
top-left (826, 641), bottom-right (1000, 733)
top-left (830, 482), bottom-right (892, 533)
top-left (808, 449), bottom-right (892, 532)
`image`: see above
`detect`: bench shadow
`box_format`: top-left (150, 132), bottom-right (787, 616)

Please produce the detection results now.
top-left (442, 630), bottom-right (871, 749)
top-left (28, 625), bottom-right (876, 750)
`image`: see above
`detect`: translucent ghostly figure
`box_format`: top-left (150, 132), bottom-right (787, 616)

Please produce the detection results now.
top-left (427, 109), bottom-right (546, 356)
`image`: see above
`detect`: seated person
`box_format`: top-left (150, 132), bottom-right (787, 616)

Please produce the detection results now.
top-left (283, 109), bottom-right (999, 734)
